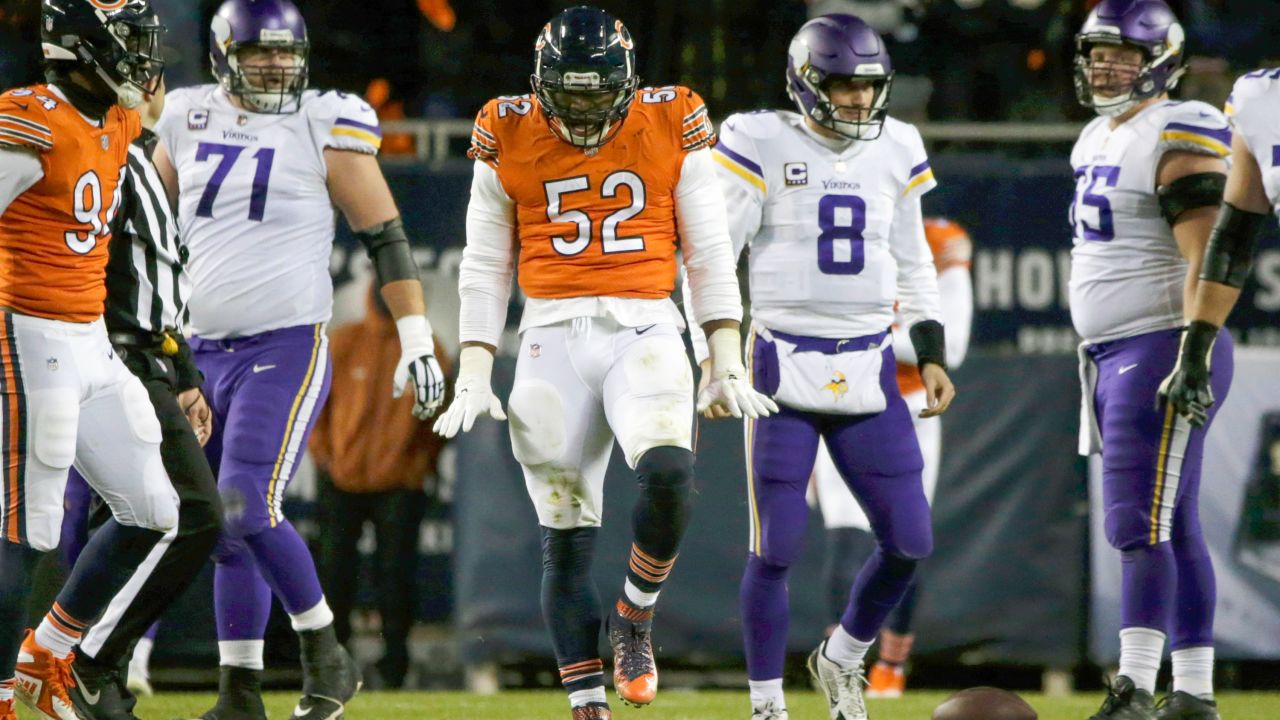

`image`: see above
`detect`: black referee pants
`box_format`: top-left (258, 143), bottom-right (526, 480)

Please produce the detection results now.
top-left (77, 345), bottom-right (223, 668)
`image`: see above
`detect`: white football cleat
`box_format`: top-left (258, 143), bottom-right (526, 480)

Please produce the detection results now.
top-left (807, 638), bottom-right (868, 720)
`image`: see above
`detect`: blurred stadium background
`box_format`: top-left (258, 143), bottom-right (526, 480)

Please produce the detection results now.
top-left (3, 0), bottom-right (1280, 707)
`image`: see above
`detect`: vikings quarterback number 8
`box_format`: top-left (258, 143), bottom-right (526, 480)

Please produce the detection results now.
top-left (817, 194), bottom-right (866, 275)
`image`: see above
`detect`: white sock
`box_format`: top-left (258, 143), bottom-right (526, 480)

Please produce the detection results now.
top-left (130, 637), bottom-right (154, 677)
top-left (749, 678), bottom-right (786, 709)
top-left (824, 625), bottom-right (874, 669)
top-left (0, 679), bottom-right (14, 702)
top-left (624, 579), bottom-right (659, 608)
top-left (34, 617), bottom-right (82, 660)
top-left (218, 640), bottom-right (265, 671)
top-left (568, 687), bottom-right (607, 708)
top-left (1118, 627), bottom-right (1166, 694)
top-left (1171, 646), bottom-right (1214, 700)
top-left (289, 598), bottom-right (335, 632)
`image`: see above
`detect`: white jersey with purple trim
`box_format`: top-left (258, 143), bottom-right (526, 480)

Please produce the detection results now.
top-left (1227, 69), bottom-right (1280, 217)
top-left (1068, 100), bottom-right (1231, 344)
top-left (711, 110), bottom-right (940, 339)
top-left (156, 85), bottom-right (382, 339)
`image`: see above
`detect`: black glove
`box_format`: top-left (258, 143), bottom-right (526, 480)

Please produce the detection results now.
top-left (1157, 321), bottom-right (1218, 428)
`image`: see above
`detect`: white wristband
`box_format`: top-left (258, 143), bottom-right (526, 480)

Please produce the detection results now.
top-left (708, 327), bottom-right (745, 375)
top-left (395, 314), bottom-right (435, 353)
top-left (457, 345), bottom-right (496, 387)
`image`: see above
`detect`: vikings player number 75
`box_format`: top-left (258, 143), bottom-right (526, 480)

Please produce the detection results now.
top-left (194, 141), bottom-right (277, 221)
top-left (1071, 164), bottom-right (1120, 242)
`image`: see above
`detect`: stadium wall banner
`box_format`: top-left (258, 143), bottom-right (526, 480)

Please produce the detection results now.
top-left (453, 353), bottom-right (1087, 667)
top-left (1089, 348), bottom-right (1280, 661)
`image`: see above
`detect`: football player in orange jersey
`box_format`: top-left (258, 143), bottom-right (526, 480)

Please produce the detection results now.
top-left (434, 7), bottom-right (775, 719)
top-left (811, 218), bottom-right (973, 699)
top-left (0, 2), bottom-right (177, 720)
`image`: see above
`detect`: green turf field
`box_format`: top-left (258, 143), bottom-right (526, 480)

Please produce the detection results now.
top-left (16, 690), bottom-right (1280, 719)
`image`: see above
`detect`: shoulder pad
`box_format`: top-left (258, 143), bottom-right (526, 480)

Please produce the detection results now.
top-left (468, 95), bottom-right (536, 165)
top-left (1159, 101), bottom-right (1231, 158)
top-left (310, 89), bottom-right (382, 155)
top-left (0, 88), bottom-right (55, 153)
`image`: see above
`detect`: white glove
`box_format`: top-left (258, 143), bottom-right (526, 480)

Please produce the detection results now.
top-left (392, 315), bottom-right (446, 420)
top-left (433, 345), bottom-right (507, 438)
top-left (696, 327), bottom-right (779, 419)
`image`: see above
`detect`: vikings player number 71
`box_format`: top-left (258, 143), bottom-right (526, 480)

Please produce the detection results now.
top-left (194, 141), bottom-right (277, 221)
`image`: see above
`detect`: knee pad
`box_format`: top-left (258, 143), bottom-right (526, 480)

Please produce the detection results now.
top-left (635, 446), bottom-right (694, 493)
top-left (541, 526), bottom-right (598, 574)
top-left (1105, 506), bottom-right (1154, 551)
top-left (29, 388), bottom-right (79, 470)
top-left (217, 478), bottom-right (269, 539)
top-left (508, 380), bottom-right (566, 467)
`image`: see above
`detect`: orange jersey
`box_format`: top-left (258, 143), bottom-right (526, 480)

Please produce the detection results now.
top-left (0, 85), bottom-right (140, 322)
top-left (896, 218), bottom-right (973, 396)
top-left (468, 86), bottom-right (715, 300)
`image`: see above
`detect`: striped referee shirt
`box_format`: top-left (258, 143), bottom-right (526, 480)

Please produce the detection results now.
top-left (106, 129), bottom-right (190, 335)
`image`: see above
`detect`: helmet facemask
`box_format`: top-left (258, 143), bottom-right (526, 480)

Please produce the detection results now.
top-left (222, 40), bottom-right (309, 114)
top-left (790, 62), bottom-right (893, 142)
top-left (1074, 28), bottom-right (1185, 118)
top-left (43, 4), bottom-right (166, 110)
top-left (532, 70), bottom-right (639, 149)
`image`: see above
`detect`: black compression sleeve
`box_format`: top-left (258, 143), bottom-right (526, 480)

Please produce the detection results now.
top-left (355, 217), bottom-right (419, 285)
top-left (1201, 202), bottom-right (1266, 288)
top-left (909, 320), bottom-right (947, 371)
top-left (1157, 172), bottom-right (1227, 224)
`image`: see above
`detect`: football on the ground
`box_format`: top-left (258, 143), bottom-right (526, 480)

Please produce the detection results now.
top-left (932, 687), bottom-right (1038, 720)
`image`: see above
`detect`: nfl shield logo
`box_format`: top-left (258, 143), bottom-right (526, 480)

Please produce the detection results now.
top-left (237, 115), bottom-right (249, 126)
top-left (530, 344), bottom-right (541, 358)
top-left (100, 135), bottom-right (109, 150)
top-left (188, 109), bottom-right (209, 130)
top-left (46, 357), bottom-right (58, 372)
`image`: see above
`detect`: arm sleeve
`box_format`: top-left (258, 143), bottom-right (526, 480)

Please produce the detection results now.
top-left (1158, 102), bottom-right (1232, 159)
top-left (682, 118), bottom-right (764, 361)
top-left (677, 148), bottom-right (743, 339)
top-left (458, 160), bottom-right (517, 346)
top-left (0, 148), bottom-right (43, 217)
top-left (890, 195), bottom-right (941, 331)
top-left (938, 267), bottom-right (973, 367)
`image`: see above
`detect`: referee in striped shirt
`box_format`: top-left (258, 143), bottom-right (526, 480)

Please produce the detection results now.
top-left (61, 83), bottom-right (223, 719)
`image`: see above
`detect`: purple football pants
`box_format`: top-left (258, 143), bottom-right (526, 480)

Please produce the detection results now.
top-left (1089, 326), bottom-right (1233, 649)
top-left (192, 324), bottom-right (332, 642)
top-left (740, 330), bottom-right (933, 681)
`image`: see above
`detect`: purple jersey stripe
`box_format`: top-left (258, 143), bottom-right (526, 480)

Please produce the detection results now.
top-left (714, 140), bottom-right (763, 178)
top-left (909, 160), bottom-right (931, 178)
top-left (1272, 145), bottom-right (1280, 168)
top-left (334, 117), bottom-right (383, 137)
top-left (1165, 122), bottom-right (1231, 146)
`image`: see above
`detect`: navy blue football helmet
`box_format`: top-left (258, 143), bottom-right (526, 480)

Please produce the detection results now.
top-left (530, 6), bottom-right (640, 148)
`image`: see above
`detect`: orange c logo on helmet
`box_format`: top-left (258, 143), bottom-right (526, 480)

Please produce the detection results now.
top-left (88, 0), bottom-right (129, 10)
top-left (615, 20), bottom-right (633, 50)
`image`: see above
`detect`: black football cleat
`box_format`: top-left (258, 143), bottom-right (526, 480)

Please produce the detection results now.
top-left (1155, 691), bottom-right (1221, 720)
top-left (1090, 675), bottom-right (1157, 720)
top-left (67, 654), bottom-right (140, 720)
top-left (183, 666), bottom-right (268, 720)
top-left (606, 613), bottom-right (657, 707)
top-left (290, 626), bottom-right (361, 720)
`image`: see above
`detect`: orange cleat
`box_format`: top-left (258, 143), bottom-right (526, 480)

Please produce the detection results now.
top-left (13, 630), bottom-right (77, 720)
top-left (0, 697), bottom-right (16, 720)
top-left (865, 660), bottom-right (906, 699)
top-left (608, 617), bottom-right (658, 707)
